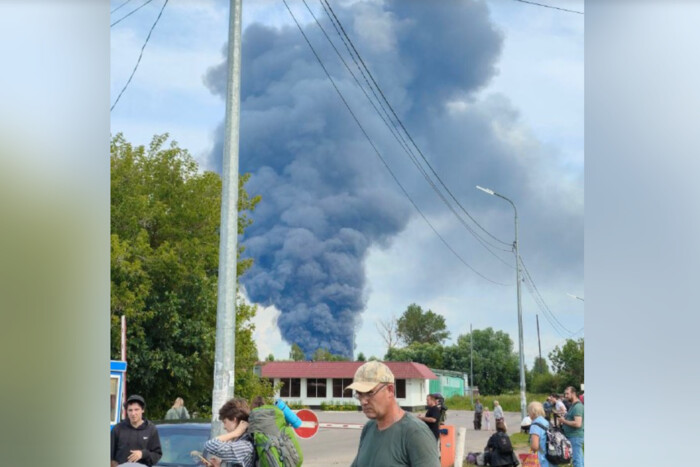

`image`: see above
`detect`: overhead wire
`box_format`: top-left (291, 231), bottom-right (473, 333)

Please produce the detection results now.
top-left (303, 0), bottom-right (514, 269)
top-left (111, 0), bottom-right (156, 27)
top-left (519, 255), bottom-right (579, 337)
top-left (511, 0), bottom-right (583, 15)
top-left (111, 0), bottom-right (169, 111)
top-left (282, 0), bottom-right (510, 287)
top-left (320, 0), bottom-right (513, 251)
top-left (111, 0), bottom-right (135, 15)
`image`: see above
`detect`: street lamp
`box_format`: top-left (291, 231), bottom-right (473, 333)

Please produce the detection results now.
top-left (476, 185), bottom-right (527, 420)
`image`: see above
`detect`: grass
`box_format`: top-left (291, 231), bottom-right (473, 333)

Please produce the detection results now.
top-left (446, 393), bottom-right (550, 412)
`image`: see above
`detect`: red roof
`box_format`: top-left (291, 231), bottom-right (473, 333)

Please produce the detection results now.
top-left (260, 361), bottom-right (436, 380)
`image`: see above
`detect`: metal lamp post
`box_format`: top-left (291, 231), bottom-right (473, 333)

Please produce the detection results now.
top-left (476, 185), bottom-right (527, 420)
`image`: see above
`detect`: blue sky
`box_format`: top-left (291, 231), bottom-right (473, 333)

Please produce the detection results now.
top-left (110, 0), bottom-right (584, 368)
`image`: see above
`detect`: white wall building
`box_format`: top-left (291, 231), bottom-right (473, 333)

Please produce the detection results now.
top-left (260, 361), bottom-right (438, 411)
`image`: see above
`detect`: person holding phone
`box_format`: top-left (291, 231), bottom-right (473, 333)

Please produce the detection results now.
top-left (201, 398), bottom-right (255, 467)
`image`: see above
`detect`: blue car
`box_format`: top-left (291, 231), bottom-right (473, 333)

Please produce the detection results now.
top-left (156, 422), bottom-right (211, 467)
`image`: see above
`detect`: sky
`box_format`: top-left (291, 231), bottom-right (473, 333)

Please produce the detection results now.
top-left (110, 0), bottom-right (584, 370)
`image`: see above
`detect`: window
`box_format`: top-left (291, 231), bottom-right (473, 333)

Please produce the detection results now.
top-left (306, 378), bottom-right (327, 398)
top-left (279, 378), bottom-right (301, 398)
top-left (332, 378), bottom-right (354, 398)
top-left (394, 379), bottom-right (406, 399)
top-left (110, 375), bottom-right (120, 424)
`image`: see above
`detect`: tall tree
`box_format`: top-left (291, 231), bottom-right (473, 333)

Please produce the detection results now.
top-left (110, 133), bottom-right (264, 416)
top-left (289, 344), bottom-right (305, 361)
top-left (396, 304), bottom-right (450, 345)
top-left (443, 327), bottom-right (519, 395)
top-left (376, 314), bottom-right (400, 353)
top-left (549, 338), bottom-right (584, 389)
top-left (384, 342), bottom-right (445, 369)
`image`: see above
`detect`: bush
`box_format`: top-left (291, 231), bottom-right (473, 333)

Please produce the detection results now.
top-left (285, 401), bottom-right (308, 410)
top-left (320, 401), bottom-right (358, 411)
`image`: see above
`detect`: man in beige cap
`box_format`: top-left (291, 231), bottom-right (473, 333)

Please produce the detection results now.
top-left (348, 361), bottom-right (439, 467)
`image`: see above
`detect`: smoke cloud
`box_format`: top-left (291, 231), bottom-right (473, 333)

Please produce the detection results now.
top-left (204, 0), bottom-right (505, 357)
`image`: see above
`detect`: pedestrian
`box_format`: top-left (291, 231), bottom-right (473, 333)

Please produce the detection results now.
top-left (484, 419), bottom-right (518, 466)
top-left (348, 361), bottom-right (439, 467)
top-left (200, 397), bottom-right (255, 467)
top-left (164, 397), bottom-right (190, 420)
top-left (483, 407), bottom-right (492, 431)
top-left (527, 401), bottom-right (550, 467)
top-left (111, 394), bottom-right (163, 467)
top-left (493, 400), bottom-right (505, 430)
top-left (473, 398), bottom-right (484, 430)
top-left (552, 393), bottom-right (566, 428)
top-left (417, 394), bottom-right (442, 441)
top-left (543, 396), bottom-right (553, 423)
top-left (560, 386), bottom-right (584, 467)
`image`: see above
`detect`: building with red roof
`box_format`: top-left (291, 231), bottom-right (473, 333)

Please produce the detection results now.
top-left (258, 361), bottom-right (438, 410)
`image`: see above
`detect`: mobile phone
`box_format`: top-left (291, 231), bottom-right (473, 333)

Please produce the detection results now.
top-left (194, 454), bottom-right (213, 466)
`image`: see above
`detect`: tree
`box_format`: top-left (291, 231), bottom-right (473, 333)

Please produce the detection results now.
top-left (312, 348), bottom-right (349, 361)
top-left (396, 304), bottom-right (450, 346)
top-left (289, 344), bottom-right (305, 361)
top-left (266, 354), bottom-right (275, 362)
top-left (442, 327), bottom-right (519, 395)
top-left (356, 352), bottom-right (366, 362)
top-left (376, 314), bottom-right (400, 353)
top-left (549, 338), bottom-right (584, 389)
top-left (110, 133), bottom-right (264, 416)
top-left (384, 342), bottom-right (445, 369)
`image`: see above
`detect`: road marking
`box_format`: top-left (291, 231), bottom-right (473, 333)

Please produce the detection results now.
top-left (319, 422), bottom-right (364, 430)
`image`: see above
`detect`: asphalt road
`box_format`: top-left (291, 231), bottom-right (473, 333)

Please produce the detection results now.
top-left (298, 410), bottom-right (526, 466)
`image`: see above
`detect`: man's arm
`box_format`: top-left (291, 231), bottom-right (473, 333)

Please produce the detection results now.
top-left (139, 427), bottom-right (163, 466)
top-left (561, 415), bottom-right (582, 428)
top-left (110, 426), bottom-right (119, 464)
top-left (406, 424), bottom-right (440, 467)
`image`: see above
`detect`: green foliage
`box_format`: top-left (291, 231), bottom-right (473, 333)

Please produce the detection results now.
top-left (266, 354), bottom-right (275, 362)
top-left (289, 344), bottom-right (305, 361)
top-left (396, 303), bottom-right (450, 345)
top-left (548, 338), bottom-right (584, 389)
top-left (284, 401), bottom-right (308, 410)
top-left (509, 432), bottom-right (530, 449)
top-left (443, 328), bottom-right (519, 395)
top-left (320, 401), bottom-right (358, 411)
top-left (110, 133), bottom-right (264, 415)
top-left (356, 352), bottom-right (366, 362)
top-left (384, 342), bottom-right (444, 368)
top-left (312, 348), bottom-right (349, 361)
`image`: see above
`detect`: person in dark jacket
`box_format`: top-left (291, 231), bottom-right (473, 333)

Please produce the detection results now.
top-left (111, 394), bottom-right (162, 466)
top-left (484, 420), bottom-right (518, 466)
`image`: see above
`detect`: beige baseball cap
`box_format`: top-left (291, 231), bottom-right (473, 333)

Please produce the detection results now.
top-left (345, 361), bottom-right (395, 392)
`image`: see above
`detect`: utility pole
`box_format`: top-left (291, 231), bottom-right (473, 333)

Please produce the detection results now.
top-left (211, 0), bottom-right (243, 438)
top-left (536, 314), bottom-right (542, 362)
top-left (476, 185), bottom-right (527, 419)
top-left (470, 323), bottom-right (474, 405)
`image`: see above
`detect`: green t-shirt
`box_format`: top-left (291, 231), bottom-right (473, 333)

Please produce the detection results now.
top-left (562, 401), bottom-right (584, 438)
top-left (350, 413), bottom-right (440, 467)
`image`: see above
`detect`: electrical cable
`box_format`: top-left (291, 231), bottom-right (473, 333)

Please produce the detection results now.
top-left (511, 0), bottom-right (583, 15)
top-left (303, 0), bottom-right (514, 269)
top-left (320, 0), bottom-right (513, 249)
top-left (111, 0), bottom-right (168, 111)
top-left (282, 0), bottom-right (511, 287)
top-left (111, 0), bottom-right (135, 15)
top-left (111, 0), bottom-right (155, 28)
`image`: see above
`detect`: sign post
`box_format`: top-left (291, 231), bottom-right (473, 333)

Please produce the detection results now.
top-left (293, 409), bottom-right (319, 439)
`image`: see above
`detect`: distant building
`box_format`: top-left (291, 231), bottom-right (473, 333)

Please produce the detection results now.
top-left (429, 368), bottom-right (469, 398)
top-left (259, 361), bottom-right (437, 411)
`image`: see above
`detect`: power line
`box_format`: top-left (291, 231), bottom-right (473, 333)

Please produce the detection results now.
top-left (111, 0), bottom-right (168, 111)
top-left (111, 0), bottom-right (156, 28)
top-left (303, 0), bottom-right (514, 270)
top-left (319, 0), bottom-right (513, 251)
top-left (111, 0), bottom-right (135, 14)
top-left (282, 0), bottom-right (510, 287)
top-left (519, 255), bottom-right (579, 337)
top-left (511, 0), bottom-right (583, 15)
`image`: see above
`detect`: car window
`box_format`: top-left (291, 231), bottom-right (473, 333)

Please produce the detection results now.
top-left (157, 426), bottom-right (210, 466)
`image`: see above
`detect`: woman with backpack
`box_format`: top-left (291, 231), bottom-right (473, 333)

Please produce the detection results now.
top-left (484, 420), bottom-right (519, 466)
top-left (527, 401), bottom-right (550, 467)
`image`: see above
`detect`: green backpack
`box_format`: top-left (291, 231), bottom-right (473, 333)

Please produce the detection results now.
top-left (246, 405), bottom-right (303, 467)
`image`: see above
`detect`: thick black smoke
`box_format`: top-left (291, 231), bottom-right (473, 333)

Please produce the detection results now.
top-left (204, 0), bottom-right (503, 357)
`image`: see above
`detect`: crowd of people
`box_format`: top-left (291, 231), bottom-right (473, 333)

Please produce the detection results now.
top-left (110, 363), bottom-right (583, 467)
